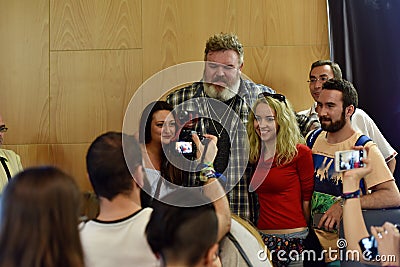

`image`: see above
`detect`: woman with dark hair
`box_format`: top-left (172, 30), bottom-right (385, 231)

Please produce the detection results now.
top-left (139, 101), bottom-right (178, 198)
top-left (0, 166), bottom-right (84, 267)
top-left (247, 93), bottom-right (314, 267)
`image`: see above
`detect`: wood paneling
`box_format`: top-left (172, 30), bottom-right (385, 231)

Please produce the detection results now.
top-left (237, 0), bottom-right (329, 46)
top-left (1, 0), bottom-right (330, 190)
top-left (50, 0), bottom-right (142, 50)
top-left (142, 0), bottom-right (236, 82)
top-left (0, 0), bottom-right (49, 144)
top-left (2, 144), bottom-right (51, 168)
top-left (243, 45), bottom-right (330, 111)
top-left (50, 49), bottom-right (142, 143)
top-left (50, 144), bottom-right (92, 191)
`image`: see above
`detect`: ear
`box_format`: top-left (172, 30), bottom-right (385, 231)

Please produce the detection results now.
top-left (345, 105), bottom-right (355, 118)
top-left (238, 62), bottom-right (244, 71)
top-left (133, 165), bottom-right (144, 188)
top-left (204, 243), bottom-right (220, 267)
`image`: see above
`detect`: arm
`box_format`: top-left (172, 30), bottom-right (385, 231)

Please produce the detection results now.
top-left (194, 134), bottom-right (231, 241)
top-left (360, 179), bottom-right (400, 209)
top-left (386, 157), bottom-right (396, 174)
top-left (204, 178), bottom-right (231, 242)
top-left (302, 200), bottom-right (311, 225)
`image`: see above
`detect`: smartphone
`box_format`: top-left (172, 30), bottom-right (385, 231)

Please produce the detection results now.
top-left (358, 224), bottom-right (400, 261)
top-left (335, 149), bottom-right (367, 172)
top-left (359, 235), bottom-right (378, 261)
top-left (312, 213), bottom-right (324, 228)
top-left (175, 141), bottom-right (193, 154)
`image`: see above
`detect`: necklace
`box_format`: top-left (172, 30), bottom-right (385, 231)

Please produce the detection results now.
top-left (204, 96), bottom-right (236, 138)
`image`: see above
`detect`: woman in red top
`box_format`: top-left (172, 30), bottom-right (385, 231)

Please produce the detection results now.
top-left (247, 93), bottom-right (314, 267)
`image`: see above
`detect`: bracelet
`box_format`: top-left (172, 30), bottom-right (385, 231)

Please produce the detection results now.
top-left (341, 189), bottom-right (361, 200)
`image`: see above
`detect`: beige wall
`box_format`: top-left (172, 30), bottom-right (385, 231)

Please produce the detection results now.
top-left (0, 0), bottom-right (329, 191)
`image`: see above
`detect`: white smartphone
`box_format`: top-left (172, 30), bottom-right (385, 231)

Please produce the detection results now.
top-left (334, 149), bottom-right (367, 172)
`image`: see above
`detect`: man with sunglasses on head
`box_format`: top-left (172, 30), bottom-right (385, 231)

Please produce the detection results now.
top-left (298, 60), bottom-right (397, 173)
top-left (166, 33), bottom-right (274, 223)
top-left (0, 114), bottom-right (23, 192)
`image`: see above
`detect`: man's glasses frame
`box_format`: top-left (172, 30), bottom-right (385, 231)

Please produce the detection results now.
top-left (0, 125), bottom-right (8, 133)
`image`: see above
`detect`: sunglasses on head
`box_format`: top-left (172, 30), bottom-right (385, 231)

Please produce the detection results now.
top-left (258, 92), bottom-right (287, 104)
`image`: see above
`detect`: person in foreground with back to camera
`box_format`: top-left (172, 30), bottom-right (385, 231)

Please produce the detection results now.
top-left (0, 166), bottom-right (85, 267)
top-left (341, 148), bottom-right (399, 266)
top-left (166, 32), bottom-right (275, 222)
top-left (80, 132), bottom-right (159, 267)
top-left (306, 78), bottom-right (400, 267)
top-left (0, 113), bottom-right (23, 192)
top-left (297, 60), bottom-right (397, 173)
top-left (247, 93), bottom-right (315, 267)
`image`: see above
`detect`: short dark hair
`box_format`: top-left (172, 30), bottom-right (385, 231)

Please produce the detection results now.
top-left (310, 60), bottom-right (342, 79)
top-left (322, 79), bottom-right (358, 109)
top-left (139, 101), bottom-right (174, 144)
top-left (86, 132), bottom-right (142, 200)
top-left (145, 190), bottom-right (218, 266)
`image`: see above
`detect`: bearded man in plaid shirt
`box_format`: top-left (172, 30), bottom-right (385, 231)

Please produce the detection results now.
top-left (166, 33), bottom-right (274, 222)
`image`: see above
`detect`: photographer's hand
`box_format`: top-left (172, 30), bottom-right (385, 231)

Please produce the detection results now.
top-left (192, 133), bottom-right (218, 163)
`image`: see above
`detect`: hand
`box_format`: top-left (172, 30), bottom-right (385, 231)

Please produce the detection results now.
top-left (192, 133), bottom-right (218, 163)
top-left (370, 222), bottom-right (400, 266)
top-left (318, 202), bottom-right (342, 231)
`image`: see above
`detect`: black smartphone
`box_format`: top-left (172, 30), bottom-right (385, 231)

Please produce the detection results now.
top-left (359, 224), bottom-right (400, 261)
top-left (312, 213), bottom-right (324, 228)
top-left (359, 235), bottom-right (378, 261)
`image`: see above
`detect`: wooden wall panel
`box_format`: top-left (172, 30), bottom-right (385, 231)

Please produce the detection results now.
top-left (50, 0), bottom-right (142, 50)
top-left (237, 0), bottom-right (329, 46)
top-left (0, 0), bottom-right (49, 145)
top-left (243, 45), bottom-right (330, 111)
top-left (2, 144), bottom-right (50, 169)
top-left (0, 0), bottom-right (330, 190)
top-left (49, 50), bottom-right (142, 144)
top-left (50, 144), bottom-right (92, 191)
top-left (142, 0), bottom-right (236, 82)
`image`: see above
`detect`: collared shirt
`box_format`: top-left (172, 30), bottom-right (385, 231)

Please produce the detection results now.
top-left (166, 78), bottom-right (274, 221)
top-left (298, 103), bottom-right (397, 162)
top-left (0, 148), bottom-right (23, 192)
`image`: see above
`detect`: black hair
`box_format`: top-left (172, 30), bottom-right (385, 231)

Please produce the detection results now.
top-left (139, 101), bottom-right (174, 144)
top-left (322, 78), bottom-right (359, 109)
top-left (310, 60), bottom-right (343, 79)
top-left (86, 132), bottom-right (142, 200)
top-left (145, 189), bottom-right (218, 266)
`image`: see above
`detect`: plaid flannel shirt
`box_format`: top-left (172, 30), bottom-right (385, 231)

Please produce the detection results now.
top-left (166, 79), bottom-right (274, 221)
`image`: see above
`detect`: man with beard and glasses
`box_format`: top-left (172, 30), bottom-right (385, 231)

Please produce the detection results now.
top-left (297, 60), bottom-right (397, 173)
top-left (306, 79), bottom-right (400, 266)
top-left (0, 113), bottom-right (23, 192)
top-left (166, 33), bottom-right (274, 222)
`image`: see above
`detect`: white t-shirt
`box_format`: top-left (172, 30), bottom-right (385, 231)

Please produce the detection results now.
top-left (80, 207), bottom-right (159, 267)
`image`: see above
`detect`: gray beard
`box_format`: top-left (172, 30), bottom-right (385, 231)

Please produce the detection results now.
top-left (204, 79), bottom-right (240, 101)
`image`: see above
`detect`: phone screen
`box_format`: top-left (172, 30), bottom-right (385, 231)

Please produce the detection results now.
top-left (175, 141), bottom-right (193, 154)
top-left (335, 149), bottom-right (365, 172)
top-left (359, 235), bottom-right (378, 261)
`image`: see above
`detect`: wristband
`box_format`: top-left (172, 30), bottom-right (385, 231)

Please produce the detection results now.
top-left (341, 189), bottom-right (361, 200)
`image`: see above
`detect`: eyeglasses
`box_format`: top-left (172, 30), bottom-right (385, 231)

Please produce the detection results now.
top-left (307, 77), bottom-right (329, 84)
top-left (0, 125), bottom-right (8, 133)
top-left (258, 92), bottom-right (287, 104)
